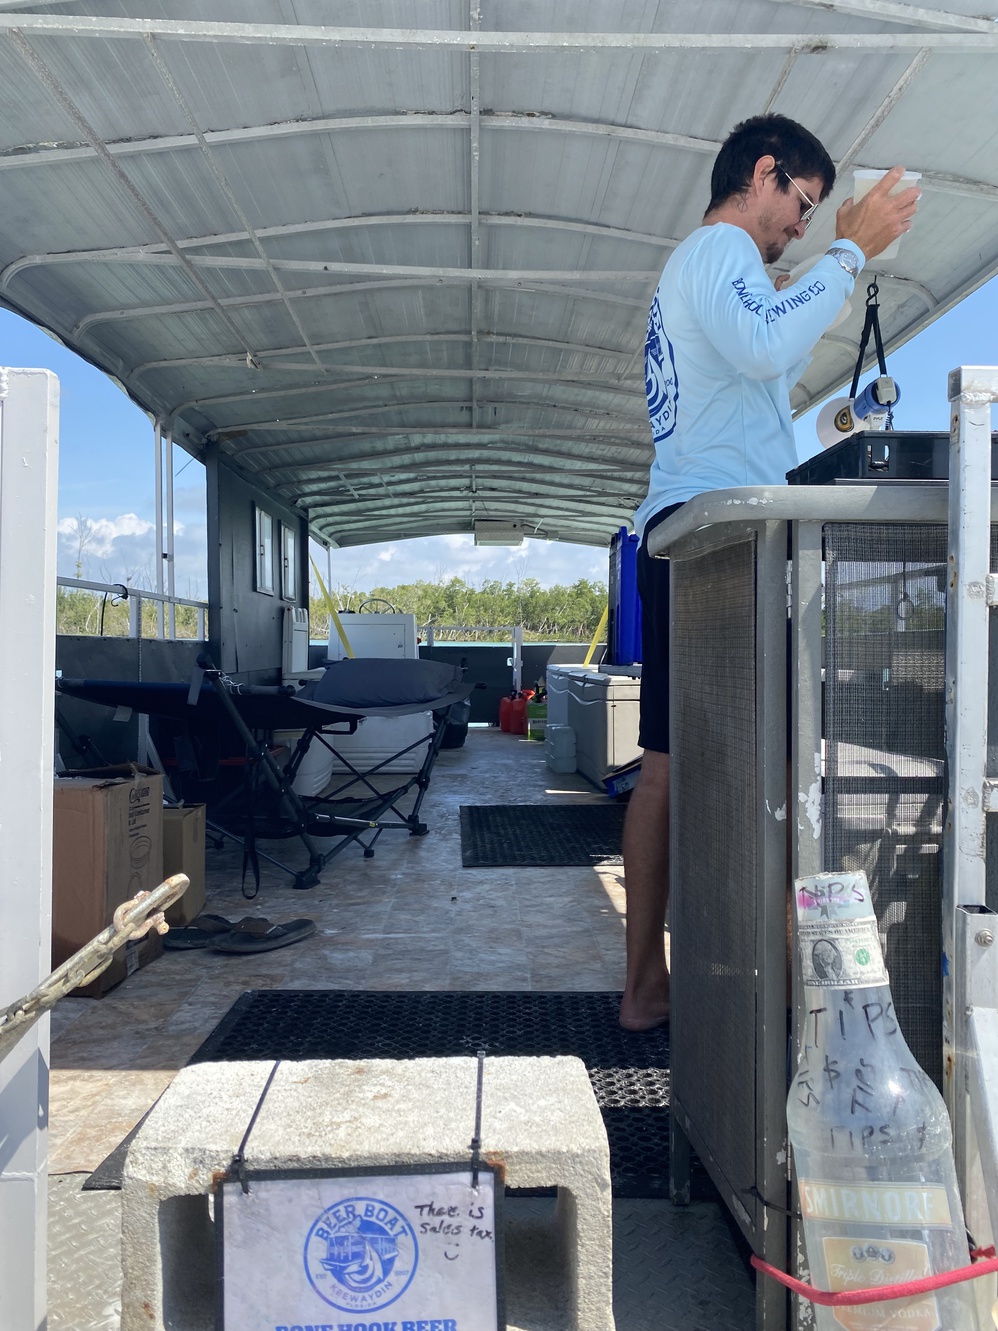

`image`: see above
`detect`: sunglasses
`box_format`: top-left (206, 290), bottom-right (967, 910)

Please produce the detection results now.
top-left (780, 168), bottom-right (818, 230)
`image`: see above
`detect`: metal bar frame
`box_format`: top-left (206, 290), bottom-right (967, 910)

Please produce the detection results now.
top-left (664, 517), bottom-right (790, 1331)
top-left (1, 16), bottom-right (996, 50)
top-left (656, 472), bottom-right (998, 1331)
top-left (945, 366), bottom-right (998, 1273)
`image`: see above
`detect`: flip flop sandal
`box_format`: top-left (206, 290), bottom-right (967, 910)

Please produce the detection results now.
top-left (162, 913), bottom-right (236, 950)
top-left (211, 917), bottom-right (317, 954)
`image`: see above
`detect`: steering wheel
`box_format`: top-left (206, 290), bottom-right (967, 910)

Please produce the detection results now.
top-left (357, 597), bottom-right (398, 613)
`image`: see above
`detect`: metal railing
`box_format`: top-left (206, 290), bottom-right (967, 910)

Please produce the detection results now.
top-left (56, 576), bottom-right (208, 640)
top-left (420, 623), bottom-right (523, 690)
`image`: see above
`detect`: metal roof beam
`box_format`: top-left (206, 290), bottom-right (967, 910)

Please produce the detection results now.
top-left (237, 436), bottom-right (650, 470)
top-left (128, 331), bottom-right (637, 382)
top-left (196, 391), bottom-right (644, 433)
top-left (216, 401), bottom-right (649, 439)
top-left (305, 494), bottom-right (628, 522)
top-left (0, 16), bottom-right (995, 48)
top-left (0, 112), bottom-right (721, 169)
top-left (73, 276), bottom-right (646, 339)
top-left (282, 473), bottom-right (642, 502)
top-left (178, 372), bottom-right (643, 420)
top-left (272, 457), bottom-right (648, 491)
top-left (5, 99), bottom-right (992, 201)
top-left (766, 0), bottom-right (994, 33)
top-left (141, 32), bottom-right (326, 375)
top-left (836, 47), bottom-right (932, 173)
top-left (7, 28), bottom-right (261, 363)
top-left (53, 254), bottom-right (659, 281)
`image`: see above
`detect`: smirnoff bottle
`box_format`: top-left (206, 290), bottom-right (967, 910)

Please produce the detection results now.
top-left (788, 871), bottom-right (979, 1331)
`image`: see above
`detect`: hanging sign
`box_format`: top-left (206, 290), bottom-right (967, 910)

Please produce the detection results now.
top-left (217, 1163), bottom-right (503, 1331)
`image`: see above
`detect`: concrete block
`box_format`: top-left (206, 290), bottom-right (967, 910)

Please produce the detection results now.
top-left (121, 1055), bottom-right (613, 1331)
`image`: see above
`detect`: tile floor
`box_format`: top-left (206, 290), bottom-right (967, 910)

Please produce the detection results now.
top-left (47, 725), bottom-right (648, 1175)
top-left (45, 725), bottom-right (754, 1331)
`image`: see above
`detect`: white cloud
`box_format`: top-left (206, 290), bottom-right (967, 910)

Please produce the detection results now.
top-left (315, 534), bottom-right (609, 593)
top-left (58, 512), bottom-right (153, 557)
top-left (57, 511), bottom-right (207, 599)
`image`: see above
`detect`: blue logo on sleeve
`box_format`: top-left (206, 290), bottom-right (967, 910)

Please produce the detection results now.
top-left (304, 1197), bottom-right (419, 1312)
top-left (645, 294), bottom-right (679, 444)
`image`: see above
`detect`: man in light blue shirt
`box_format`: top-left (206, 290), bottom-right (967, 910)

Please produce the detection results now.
top-left (620, 114), bottom-right (920, 1032)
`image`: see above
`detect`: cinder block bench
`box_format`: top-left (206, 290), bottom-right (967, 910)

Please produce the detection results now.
top-left (121, 1055), bottom-right (614, 1331)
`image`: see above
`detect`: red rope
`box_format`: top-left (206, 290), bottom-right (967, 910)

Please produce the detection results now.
top-left (751, 1251), bottom-right (998, 1306)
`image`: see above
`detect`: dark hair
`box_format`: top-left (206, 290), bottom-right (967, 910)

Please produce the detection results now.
top-left (707, 113), bottom-right (835, 213)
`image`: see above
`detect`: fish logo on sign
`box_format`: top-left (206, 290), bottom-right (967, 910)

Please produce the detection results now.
top-left (304, 1197), bottom-right (419, 1312)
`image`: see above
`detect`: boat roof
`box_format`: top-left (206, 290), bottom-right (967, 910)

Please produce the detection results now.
top-left (1, 1), bottom-right (996, 549)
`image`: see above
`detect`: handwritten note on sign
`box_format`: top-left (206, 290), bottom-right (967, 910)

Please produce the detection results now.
top-left (219, 1167), bottom-right (501, 1331)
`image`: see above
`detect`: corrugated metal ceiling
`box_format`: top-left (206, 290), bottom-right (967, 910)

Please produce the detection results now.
top-left (0, 1), bottom-right (996, 548)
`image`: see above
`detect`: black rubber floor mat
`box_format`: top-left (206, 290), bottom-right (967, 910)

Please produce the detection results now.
top-left (460, 802), bottom-right (626, 867)
top-left (189, 989), bottom-right (675, 1198)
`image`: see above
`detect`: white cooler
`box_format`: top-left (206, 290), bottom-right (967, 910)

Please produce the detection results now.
top-left (566, 669), bottom-right (641, 788)
top-left (545, 664), bottom-right (600, 728)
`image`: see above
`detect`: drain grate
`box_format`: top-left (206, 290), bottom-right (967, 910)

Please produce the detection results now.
top-left (190, 989), bottom-right (687, 1198)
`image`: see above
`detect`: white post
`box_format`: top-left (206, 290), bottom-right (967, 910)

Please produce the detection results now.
top-left (153, 418), bottom-right (164, 638)
top-left (166, 428), bottom-right (176, 639)
top-left (511, 624), bottom-right (523, 693)
top-left (0, 366), bottom-right (59, 1331)
top-left (944, 366), bottom-right (998, 1264)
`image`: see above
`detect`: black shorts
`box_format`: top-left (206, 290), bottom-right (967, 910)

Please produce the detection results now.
top-left (636, 502), bottom-right (683, 753)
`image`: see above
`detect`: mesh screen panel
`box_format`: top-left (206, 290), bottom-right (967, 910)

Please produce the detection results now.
top-left (672, 539), bottom-right (759, 1216)
top-left (823, 523), bottom-right (998, 1087)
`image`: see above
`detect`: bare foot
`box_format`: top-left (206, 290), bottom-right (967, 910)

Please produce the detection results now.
top-left (618, 993), bottom-right (670, 1032)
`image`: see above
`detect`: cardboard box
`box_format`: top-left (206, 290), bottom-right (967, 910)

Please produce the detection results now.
top-left (52, 765), bottom-right (164, 997)
top-left (162, 804), bottom-right (207, 926)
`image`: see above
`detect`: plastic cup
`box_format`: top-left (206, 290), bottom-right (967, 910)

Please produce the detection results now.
top-left (852, 168), bottom-right (921, 261)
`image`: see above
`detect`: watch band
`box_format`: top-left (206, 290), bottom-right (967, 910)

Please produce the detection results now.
top-left (826, 246), bottom-right (861, 279)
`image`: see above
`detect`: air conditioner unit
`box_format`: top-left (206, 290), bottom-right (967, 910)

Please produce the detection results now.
top-left (474, 520), bottom-right (525, 547)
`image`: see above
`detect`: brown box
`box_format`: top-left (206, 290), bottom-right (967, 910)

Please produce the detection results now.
top-left (162, 804), bottom-right (207, 926)
top-left (52, 765), bottom-right (164, 997)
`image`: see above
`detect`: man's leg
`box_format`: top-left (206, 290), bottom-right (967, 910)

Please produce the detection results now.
top-left (619, 747), bottom-right (670, 1031)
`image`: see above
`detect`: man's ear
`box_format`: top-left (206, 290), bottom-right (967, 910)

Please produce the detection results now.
top-left (752, 154), bottom-right (777, 194)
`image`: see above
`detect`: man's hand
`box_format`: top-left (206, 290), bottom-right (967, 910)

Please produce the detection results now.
top-left (835, 165), bottom-right (920, 260)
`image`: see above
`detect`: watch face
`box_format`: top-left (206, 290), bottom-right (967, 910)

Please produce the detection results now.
top-left (828, 247), bottom-right (859, 277)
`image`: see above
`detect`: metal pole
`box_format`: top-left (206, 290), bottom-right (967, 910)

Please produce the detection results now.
top-left (944, 365), bottom-right (998, 1229)
top-left (511, 624), bottom-right (523, 693)
top-left (165, 428), bottom-right (176, 638)
top-left (153, 419), bottom-right (164, 638)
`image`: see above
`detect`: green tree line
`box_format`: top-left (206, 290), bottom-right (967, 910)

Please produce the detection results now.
top-left (56, 586), bottom-right (203, 638)
top-left (56, 576), bottom-right (609, 642)
top-left (314, 576), bottom-right (608, 642)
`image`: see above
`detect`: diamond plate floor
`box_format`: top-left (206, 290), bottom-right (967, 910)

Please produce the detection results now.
top-left (48, 1174), bottom-right (122, 1331)
top-left (48, 1178), bottom-right (755, 1331)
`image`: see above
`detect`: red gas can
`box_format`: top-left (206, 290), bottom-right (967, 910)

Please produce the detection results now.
top-left (510, 689), bottom-right (534, 735)
top-left (499, 694), bottom-right (515, 732)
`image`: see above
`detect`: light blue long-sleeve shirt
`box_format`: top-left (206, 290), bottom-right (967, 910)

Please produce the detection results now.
top-left (635, 223), bottom-right (864, 538)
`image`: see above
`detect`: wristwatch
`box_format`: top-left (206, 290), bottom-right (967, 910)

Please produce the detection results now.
top-left (825, 246), bottom-right (862, 279)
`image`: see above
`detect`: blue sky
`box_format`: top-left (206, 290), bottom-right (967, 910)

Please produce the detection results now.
top-left (2, 271), bottom-right (995, 597)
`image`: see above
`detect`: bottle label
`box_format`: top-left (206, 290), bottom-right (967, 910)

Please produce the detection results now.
top-left (799, 1180), bottom-right (953, 1228)
top-left (799, 914), bottom-right (889, 988)
top-left (820, 1237), bottom-right (940, 1331)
